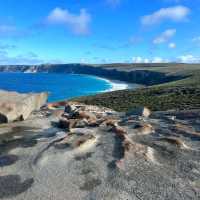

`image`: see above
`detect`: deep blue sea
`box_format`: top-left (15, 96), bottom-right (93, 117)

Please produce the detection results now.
top-left (0, 73), bottom-right (113, 102)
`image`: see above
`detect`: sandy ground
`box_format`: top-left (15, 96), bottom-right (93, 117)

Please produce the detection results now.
top-left (0, 107), bottom-right (200, 200)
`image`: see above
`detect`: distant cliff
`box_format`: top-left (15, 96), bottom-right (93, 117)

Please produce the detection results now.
top-left (0, 64), bottom-right (186, 86)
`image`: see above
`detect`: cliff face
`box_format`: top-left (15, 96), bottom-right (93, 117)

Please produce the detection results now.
top-left (0, 64), bottom-right (185, 86)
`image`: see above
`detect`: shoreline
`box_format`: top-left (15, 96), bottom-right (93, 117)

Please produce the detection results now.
top-left (22, 72), bottom-right (140, 93)
top-left (91, 75), bottom-right (140, 93)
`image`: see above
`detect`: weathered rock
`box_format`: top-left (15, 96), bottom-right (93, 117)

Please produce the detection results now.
top-left (112, 125), bottom-right (127, 137)
top-left (75, 111), bottom-right (97, 121)
top-left (64, 104), bottom-right (77, 114)
top-left (158, 137), bottom-right (190, 149)
top-left (58, 118), bottom-right (70, 129)
top-left (134, 123), bottom-right (155, 135)
top-left (107, 119), bottom-right (119, 126)
top-left (75, 119), bottom-right (89, 128)
top-left (0, 90), bottom-right (48, 123)
top-left (127, 107), bottom-right (151, 118)
top-left (54, 132), bottom-right (97, 151)
top-left (58, 118), bottom-right (79, 130)
top-left (88, 119), bottom-right (103, 127)
top-left (1, 103), bottom-right (200, 199)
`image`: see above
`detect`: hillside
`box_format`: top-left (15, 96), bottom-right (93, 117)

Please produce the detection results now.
top-left (72, 63), bottom-right (200, 112)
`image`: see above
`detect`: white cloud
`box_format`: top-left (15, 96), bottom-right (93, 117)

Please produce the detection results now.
top-left (132, 57), bottom-right (150, 63)
top-left (80, 58), bottom-right (88, 63)
top-left (153, 29), bottom-right (176, 44)
top-left (132, 55), bottom-right (200, 63)
top-left (177, 54), bottom-right (200, 63)
top-left (168, 42), bottom-right (176, 48)
top-left (132, 56), bottom-right (168, 63)
top-left (46, 7), bottom-right (91, 35)
top-left (141, 6), bottom-right (190, 26)
top-left (152, 57), bottom-right (168, 63)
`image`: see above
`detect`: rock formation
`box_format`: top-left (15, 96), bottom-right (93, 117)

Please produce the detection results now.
top-left (0, 101), bottom-right (200, 199)
top-left (0, 90), bottom-right (48, 123)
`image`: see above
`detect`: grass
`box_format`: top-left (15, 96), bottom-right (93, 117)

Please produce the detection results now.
top-left (72, 66), bottom-right (200, 112)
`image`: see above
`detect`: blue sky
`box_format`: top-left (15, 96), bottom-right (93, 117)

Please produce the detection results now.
top-left (0, 0), bottom-right (200, 64)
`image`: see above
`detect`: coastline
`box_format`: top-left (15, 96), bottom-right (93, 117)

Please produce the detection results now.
top-left (0, 72), bottom-right (140, 102)
top-left (91, 75), bottom-right (140, 93)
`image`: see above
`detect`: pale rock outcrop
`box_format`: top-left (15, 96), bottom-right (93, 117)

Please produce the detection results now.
top-left (0, 90), bottom-right (48, 123)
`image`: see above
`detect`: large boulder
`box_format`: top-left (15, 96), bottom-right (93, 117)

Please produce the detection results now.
top-left (0, 90), bottom-right (48, 123)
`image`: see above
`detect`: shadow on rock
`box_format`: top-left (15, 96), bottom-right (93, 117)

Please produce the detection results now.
top-left (0, 126), bottom-right (60, 155)
top-left (0, 154), bottom-right (18, 167)
top-left (0, 175), bottom-right (34, 198)
top-left (107, 133), bottom-right (125, 169)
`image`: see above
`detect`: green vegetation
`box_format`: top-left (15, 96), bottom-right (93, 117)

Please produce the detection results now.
top-left (73, 66), bottom-right (200, 112)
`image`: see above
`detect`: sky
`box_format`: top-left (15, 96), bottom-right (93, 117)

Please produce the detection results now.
top-left (0, 0), bottom-right (200, 64)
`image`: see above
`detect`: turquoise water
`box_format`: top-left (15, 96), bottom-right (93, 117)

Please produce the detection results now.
top-left (0, 73), bottom-right (112, 102)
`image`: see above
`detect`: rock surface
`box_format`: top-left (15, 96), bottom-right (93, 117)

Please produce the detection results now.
top-left (127, 106), bottom-right (151, 118)
top-left (0, 103), bottom-right (200, 199)
top-left (0, 90), bottom-right (48, 123)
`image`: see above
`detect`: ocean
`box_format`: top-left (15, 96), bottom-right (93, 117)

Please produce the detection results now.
top-left (0, 73), bottom-right (129, 102)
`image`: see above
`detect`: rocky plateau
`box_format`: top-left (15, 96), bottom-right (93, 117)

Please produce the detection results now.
top-left (0, 100), bottom-right (200, 199)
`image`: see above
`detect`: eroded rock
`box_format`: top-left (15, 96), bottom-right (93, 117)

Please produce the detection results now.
top-left (1, 102), bottom-right (200, 200)
top-left (0, 90), bottom-right (48, 123)
top-left (75, 119), bottom-right (89, 128)
top-left (55, 133), bottom-right (97, 152)
top-left (158, 137), bottom-right (190, 149)
top-left (134, 123), bottom-right (155, 135)
top-left (64, 104), bottom-right (77, 114)
top-left (58, 118), bottom-right (70, 130)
